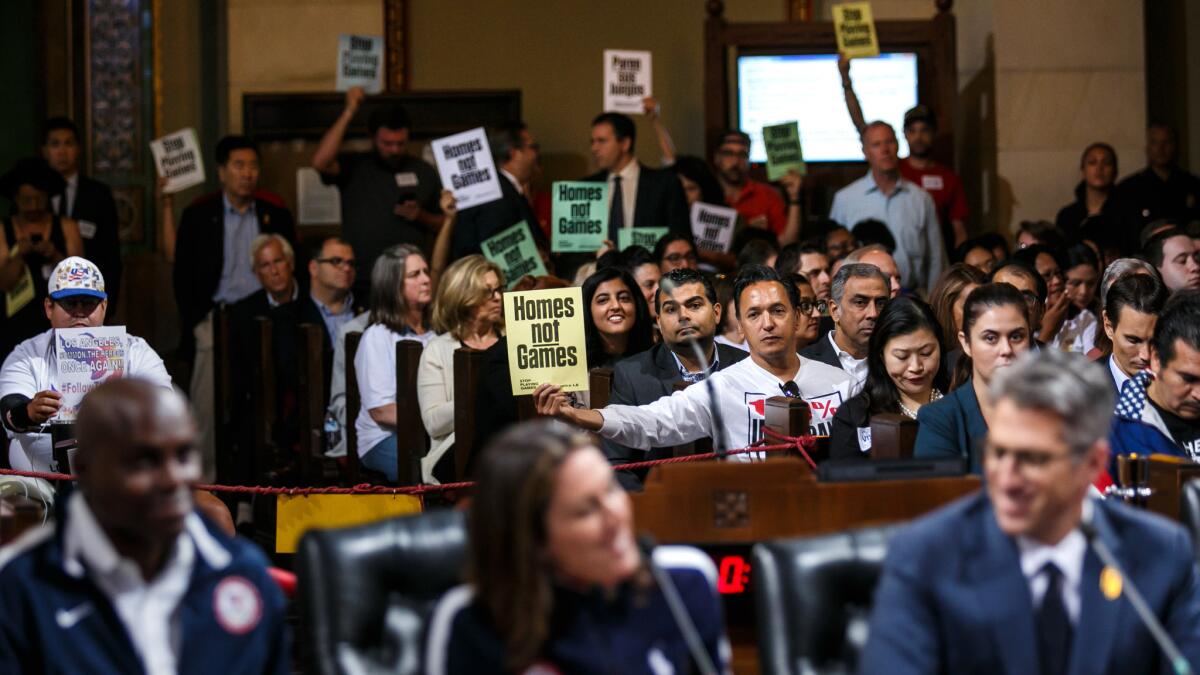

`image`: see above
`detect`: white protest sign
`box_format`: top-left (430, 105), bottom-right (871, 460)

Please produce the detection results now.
top-left (296, 168), bottom-right (342, 225)
top-left (431, 127), bottom-right (503, 209)
top-left (336, 34), bottom-right (384, 94)
top-left (690, 201), bottom-right (737, 253)
top-left (54, 326), bottom-right (127, 423)
top-left (150, 128), bottom-right (205, 194)
top-left (603, 49), bottom-right (652, 114)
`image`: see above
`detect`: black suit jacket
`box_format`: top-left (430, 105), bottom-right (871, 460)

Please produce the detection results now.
top-left (65, 175), bottom-right (122, 314)
top-left (798, 330), bottom-right (843, 371)
top-left (451, 175), bottom-right (548, 260)
top-left (582, 163), bottom-right (690, 236)
top-left (603, 342), bottom-right (748, 489)
top-left (173, 195), bottom-right (296, 358)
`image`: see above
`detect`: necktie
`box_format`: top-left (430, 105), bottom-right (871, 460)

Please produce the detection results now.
top-left (608, 175), bottom-right (624, 243)
top-left (1036, 562), bottom-right (1072, 675)
top-left (1115, 369), bottom-right (1152, 420)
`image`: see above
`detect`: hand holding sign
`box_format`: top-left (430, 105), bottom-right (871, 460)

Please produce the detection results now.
top-left (26, 390), bottom-right (62, 425)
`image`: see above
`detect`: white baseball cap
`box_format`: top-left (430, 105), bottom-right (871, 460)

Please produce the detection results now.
top-left (48, 256), bottom-right (107, 300)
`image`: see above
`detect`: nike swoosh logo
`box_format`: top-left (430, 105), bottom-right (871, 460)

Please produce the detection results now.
top-left (55, 603), bottom-right (92, 629)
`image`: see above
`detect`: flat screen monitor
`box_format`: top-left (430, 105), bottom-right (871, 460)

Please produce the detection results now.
top-left (736, 52), bottom-right (919, 163)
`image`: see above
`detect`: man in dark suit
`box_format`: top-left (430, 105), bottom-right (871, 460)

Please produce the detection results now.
top-left (799, 263), bottom-right (888, 395)
top-left (862, 350), bottom-right (1200, 675)
top-left (451, 122), bottom-right (548, 260)
top-left (172, 135), bottom-right (295, 479)
top-left (604, 268), bottom-right (748, 488)
top-left (583, 112), bottom-right (690, 241)
top-left (42, 117), bottom-right (123, 315)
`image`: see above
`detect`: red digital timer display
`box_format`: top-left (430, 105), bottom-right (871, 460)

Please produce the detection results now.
top-left (715, 554), bottom-right (751, 594)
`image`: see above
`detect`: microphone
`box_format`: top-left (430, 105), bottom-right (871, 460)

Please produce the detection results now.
top-left (637, 535), bottom-right (719, 675)
top-left (1078, 521), bottom-right (1194, 675)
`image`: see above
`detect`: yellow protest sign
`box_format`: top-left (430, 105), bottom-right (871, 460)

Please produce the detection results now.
top-left (274, 493), bottom-right (422, 553)
top-left (833, 2), bottom-right (880, 59)
top-left (504, 287), bottom-right (588, 395)
top-left (4, 247), bottom-right (33, 318)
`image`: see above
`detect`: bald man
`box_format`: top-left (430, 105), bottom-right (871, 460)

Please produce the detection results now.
top-left (0, 379), bottom-right (289, 675)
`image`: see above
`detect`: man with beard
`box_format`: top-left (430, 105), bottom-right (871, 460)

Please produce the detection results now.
top-left (839, 58), bottom-right (969, 251)
top-left (312, 86), bottom-right (442, 298)
top-left (711, 130), bottom-right (789, 236)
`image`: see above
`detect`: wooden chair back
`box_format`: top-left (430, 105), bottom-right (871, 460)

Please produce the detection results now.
top-left (252, 317), bottom-right (277, 483)
top-left (296, 323), bottom-right (327, 483)
top-left (394, 340), bottom-right (426, 486)
top-left (343, 331), bottom-right (364, 484)
top-left (452, 347), bottom-right (486, 481)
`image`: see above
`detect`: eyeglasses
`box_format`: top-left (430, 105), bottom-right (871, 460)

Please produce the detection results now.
top-left (484, 286), bottom-right (503, 298)
top-left (316, 257), bottom-right (356, 269)
top-left (797, 300), bottom-right (827, 315)
top-left (664, 252), bottom-right (697, 263)
top-left (54, 297), bottom-right (103, 314)
top-left (984, 443), bottom-right (1075, 474)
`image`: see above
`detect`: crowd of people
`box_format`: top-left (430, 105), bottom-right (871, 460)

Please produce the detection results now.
top-left (2, 68), bottom-right (1200, 674)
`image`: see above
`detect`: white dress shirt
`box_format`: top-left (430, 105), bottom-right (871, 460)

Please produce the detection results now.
top-left (1108, 354), bottom-right (1131, 393)
top-left (51, 172), bottom-right (79, 216)
top-left (604, 160), bottom-right (640, 229)
top-left (500, 168), bottom-right (524, 196)
top-left (1016, 499), bottom-right (1093, 624)
top-left (63, 492), bottom-right (195, 675)
top-left (828, 331), bottom-right (868, 396)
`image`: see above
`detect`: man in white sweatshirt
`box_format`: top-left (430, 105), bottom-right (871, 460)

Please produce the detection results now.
top-left (534, 265), bottom-right (851, 460)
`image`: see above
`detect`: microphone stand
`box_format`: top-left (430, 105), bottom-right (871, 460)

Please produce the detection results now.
top-left (1079, 522), bottom-right (1194, 675)
top-left (638, 536), bottom-right (719, 675)
top-left (686, 337), bottom-right (726, 460)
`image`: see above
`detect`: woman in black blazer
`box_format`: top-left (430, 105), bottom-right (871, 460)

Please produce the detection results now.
top-left (914, 283), bottom-right (1034, 472)
top-left (829, 297), bottom-right (948, 460)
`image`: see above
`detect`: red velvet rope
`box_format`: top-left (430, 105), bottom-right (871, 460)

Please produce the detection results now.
top-left (0, 435), bottom-right (817, 495)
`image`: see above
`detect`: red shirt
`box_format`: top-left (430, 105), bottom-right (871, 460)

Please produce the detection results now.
top-left (899, 158), bottom-right (968, 232)
top-left (728, 181), bottom-right (787, 236)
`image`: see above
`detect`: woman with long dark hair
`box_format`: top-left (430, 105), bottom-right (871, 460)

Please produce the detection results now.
top-left (581, 267), bottom-right (654, 369)
top-left (427, 419), bottom-right (729, 674)
top-left (915, 283), bottom-right (1032, 472)
top-left (1051, 242), bottom-right (1101, 354)
top-left (829, 297), bottom-right (947, 459)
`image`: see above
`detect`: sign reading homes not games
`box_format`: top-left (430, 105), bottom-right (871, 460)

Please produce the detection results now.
top-left (431, 127), bottom-right (503, 209)
top-left (504, 287), bottom-right (588, 396)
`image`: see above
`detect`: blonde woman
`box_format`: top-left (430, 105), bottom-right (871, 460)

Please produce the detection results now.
top-left (417, 255), bottom-right (505, 483)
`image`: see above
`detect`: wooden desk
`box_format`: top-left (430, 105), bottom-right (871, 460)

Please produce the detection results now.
top-left (632, 458), bottom-right (980, 674)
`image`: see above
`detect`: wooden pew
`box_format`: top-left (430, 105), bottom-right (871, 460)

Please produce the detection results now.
top-left (211, 305), bottom-right (233, 482)
top-left (869, 413), bottom-right (919, 459)
top-left (343, 331), bottom-right (367, 484)
top-left (589, 367), bottom-right (613, 409)
top-left (296, 323), bottom-right (326, 483)
top-left (453, 347), bottom-right (486, 481)
top-left (1112, 454), bottom-right (1200, 519)
top-left (394, 340), bottom-right (426, 486)
top-left (252, 317), bottom-right (277, 483)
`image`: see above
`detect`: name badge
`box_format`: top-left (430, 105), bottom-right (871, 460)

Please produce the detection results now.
top-left (921, 174), bottom-right (944, 191)
top-left (857, 427), bottom-right (873, 453)
top-left (77, 220), bottom-right (98, 240)
top-left (395, 172), bottom-right (419, 188)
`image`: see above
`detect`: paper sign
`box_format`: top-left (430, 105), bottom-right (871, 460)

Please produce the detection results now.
top-left (432, 127), bottom-right (503, 209)
top-left (690, 202), bottom-right (737, 253)
top-left (833, 2), bottom-right (880, 59)
top-left (296, 168), bottom-right (342, 225)
top-left (551, 181), bottom-right (609, 253)
top-left (504, 287), bottom-right (589, 396)
top-left (150, 128), bottom-right (206, 194)
top-left (618, 227), bottom-right (668, 252)
top-left (4, 247), bottom-right (33, 318)
top-left (275, 494), bottom-right (422, 554)
top-left (763, 121), bottom-right (807, 180)
top-left (603, 49), bottom-right (652, 114)
top-left (54, 326), bottom-right (127, 422)
top-left (481, 221), bottom-right (548, 288)
top-left (335, 34), bottom-right (384, 94)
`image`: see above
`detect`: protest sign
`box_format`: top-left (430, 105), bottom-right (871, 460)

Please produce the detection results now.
top-left (54, 326), bottom-right (127, 422)
top-left (690, 202), bottom-right (737, 253)
top-left (833, 2), bottom-right (880, 59)
top-left (150, 128), bottom-right (205, 194)
top-left (504, 287), bottom-right (588, 396)
top-left (603, 49), bottom-right (652, 114)
top-left (296, 168), bottom-right (342, 224)
top-left (4, 247), bottom-right (33, 318)
top-left (618, 227), bottom-right (668, 252)
top-left (481, 221), bottom-right (548, 288)
top-left (432, 127), bottom-right (503, 209)
top-left (763, 121), bottom-right (807, 180)
top-left (336, 34), bottom-right (384, 94)
top-left (551, 181), bottom-right (609, 253)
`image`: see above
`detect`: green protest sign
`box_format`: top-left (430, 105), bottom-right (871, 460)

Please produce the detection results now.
top-left (551, 181), bottom-right (609, 253)
top-left (763, 121), bottom-right (806, 180)
top-left (481, 221), bottom-right (548, 288)
top-left (617, 227), bottom-right (668, 252)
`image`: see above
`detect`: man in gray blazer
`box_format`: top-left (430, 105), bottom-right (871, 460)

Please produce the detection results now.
top-left (603, 268), bottom-right (748, 489)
